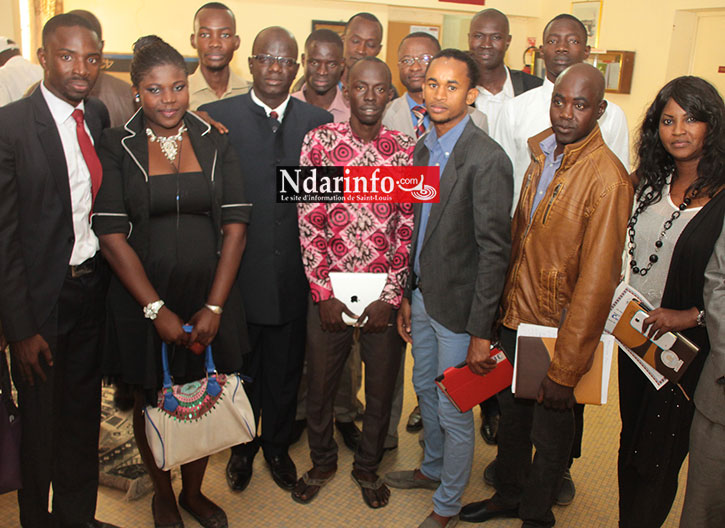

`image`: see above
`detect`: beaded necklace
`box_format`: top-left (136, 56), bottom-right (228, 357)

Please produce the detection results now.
top-left (627, 179), bottom-right (695, 276)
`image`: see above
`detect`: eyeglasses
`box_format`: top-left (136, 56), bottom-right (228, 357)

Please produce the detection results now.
top-left (251, 54), bottom-right (298, 68)
top-left (398, 55), bottom-right (434, 67)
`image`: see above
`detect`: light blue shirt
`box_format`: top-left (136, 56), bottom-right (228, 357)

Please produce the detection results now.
top-left (406, 92), bottom-right (430, 133)
top-left (530, 133), bottom-right (563, 221)
top-left (414, 115), bottom-right (470, 278)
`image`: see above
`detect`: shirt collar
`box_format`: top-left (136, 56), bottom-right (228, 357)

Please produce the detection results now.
top-left (250, 88), bottom-right (290, 120)
top-left (539, 132), bottom-right (560, 160)
top-left (405, 92), bottom-right (425, 110)
top-left (424, 114), bottom-right (469, 152)
top-left (189, 68), bottom-right (248, 96)
top-left (477, 66), bottom-right (515, 98)
top-left (40, 80), bottom-right (84, 125)
top-left (296, 84), bottom-right (348, 113)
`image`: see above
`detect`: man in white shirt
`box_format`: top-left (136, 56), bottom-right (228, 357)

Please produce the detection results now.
top-left (0, 14), bottom-right (115, 528)
top-left (468, 9), bottom-right (542, 132)
top-left (492, 14), bottom-right (629, 212)
top-left (0, 37), bottom-right (42, 107)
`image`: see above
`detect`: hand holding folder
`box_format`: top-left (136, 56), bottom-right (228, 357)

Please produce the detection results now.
top-left (512, 324), bottom-right (614, 405)
top-left (435, 347), bottom-right (513, 413)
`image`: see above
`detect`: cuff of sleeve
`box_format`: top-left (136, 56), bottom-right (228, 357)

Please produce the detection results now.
top-left (92, 214), bottom-right (130, 236)
top-left (311, 283), bottom-right (334, 303)
top-left (221, 204), bottom-right (252, 224)
top-left (547, 362), bottom-right (580, 388)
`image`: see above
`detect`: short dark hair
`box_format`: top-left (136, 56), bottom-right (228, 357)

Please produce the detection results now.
top-left (304, 29), bottom-right (343, 52)
top-left (635, 76), bottom-right (725, 208)
top-left (130, 35), bottom-right (187, 87)
top-left (429, 48), bottom-right (479, 90)
top-left (193, 2), bottom-right (235, 25)
top-left (348, 56), bottom-right (391, 85)
top-left (66, 10), bottom-right (103, 41)
top-left (344, 12), bottom-right (383, 37)
top-left (398, 31), bottom-right (441, 53)
top-left (543, 14), bottom-right (588, 43)
top-left (42, 13), bottom-right (99, 47)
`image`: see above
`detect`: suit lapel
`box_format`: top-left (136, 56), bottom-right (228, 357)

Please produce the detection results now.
top-left (31, 89), bottom-right (72, 223)
top-left (185, 114), bottom-right (215, 181)
top-left (420, 120), bottom-right (474, 248)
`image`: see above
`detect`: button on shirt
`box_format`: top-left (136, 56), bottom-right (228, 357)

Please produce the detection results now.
top-left (491, 77), bottom-right (630, 213)
top-left (474, 66), bottom-right (515, 133)
top-left (40, 82), bottom-right (99, 265)
top-left (414, 115), bottom-right (470, 277)
top-left (530, 133), bottom-right (563, 221)
top-left (298, 121), bottom-right (416, 306)
top-left (406, 92), bottom-right (430, 132)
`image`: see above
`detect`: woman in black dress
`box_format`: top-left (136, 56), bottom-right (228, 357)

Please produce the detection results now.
top-left (93, 36), bottom-right (250, 528)
top-left (618, 76), bottom-right (725, 527)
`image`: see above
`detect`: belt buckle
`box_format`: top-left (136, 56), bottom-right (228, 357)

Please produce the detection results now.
top-left (70, 258), bottom-right (94, 278)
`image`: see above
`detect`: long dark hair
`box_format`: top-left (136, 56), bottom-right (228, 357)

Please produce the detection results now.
top-left (634, 75), bottom-right (725, 208)
top-left (130, 35), bottom-right (187, 87)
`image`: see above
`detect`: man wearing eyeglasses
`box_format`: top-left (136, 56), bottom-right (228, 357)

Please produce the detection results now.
top-left (200, 25), bottom-right (333, 495)
top-left (291, 30), bottom-right (349, 123)
top-left (383, 32), bottom-right (487, 139)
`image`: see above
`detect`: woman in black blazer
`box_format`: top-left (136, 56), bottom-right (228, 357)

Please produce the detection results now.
top-left (92, 36), bottom-right (250, 528)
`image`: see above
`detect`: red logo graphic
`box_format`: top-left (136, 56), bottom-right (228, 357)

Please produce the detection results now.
top-left (343, 166), bottom-right (440, 203)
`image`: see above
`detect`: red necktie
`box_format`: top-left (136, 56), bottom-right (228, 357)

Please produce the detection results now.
top-left (269, 110), bottom-right (280, 133)
top-left (71, 108), bottom-right (102, 213)
top-left (412, 105), bottom-right (427, 138)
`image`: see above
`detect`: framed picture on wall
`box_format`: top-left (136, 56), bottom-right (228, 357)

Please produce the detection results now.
top-left (572, 1), bottom-right (602, 48)
top-left (311, 20), bottom-right (347, 38)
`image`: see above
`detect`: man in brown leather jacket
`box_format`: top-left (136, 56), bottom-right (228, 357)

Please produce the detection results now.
top-left (460, 64), bottom-right (633, 527)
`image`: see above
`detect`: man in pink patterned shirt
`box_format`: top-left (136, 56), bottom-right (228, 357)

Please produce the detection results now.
top-left (292, 57), bottom-right (415, 508)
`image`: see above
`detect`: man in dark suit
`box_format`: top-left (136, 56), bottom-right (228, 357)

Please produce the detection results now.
top-left (0, 14), bottom-right (115, 528)
top-left (385, 49), bottom-right (512, 528)
top-left (468, 8), bottom-right (542, 132)
top-left (200, 26), bottom-right (332, 494)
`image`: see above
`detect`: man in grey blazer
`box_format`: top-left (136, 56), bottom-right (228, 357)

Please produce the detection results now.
top-left (383, 32), bottom-right (488, 139)
top-left (680, 223), bottom-right (725, 528)
top-left (385, 49), bottom-right (512, 528)
top-left (382, 30), bottom-right (489, 442)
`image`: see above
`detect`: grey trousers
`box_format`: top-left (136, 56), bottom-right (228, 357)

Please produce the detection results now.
top-left (680, 408), bottom-right (725, 527)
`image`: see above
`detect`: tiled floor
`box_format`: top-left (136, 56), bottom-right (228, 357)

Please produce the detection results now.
top-left (0, 349), bottom-right (687, 527)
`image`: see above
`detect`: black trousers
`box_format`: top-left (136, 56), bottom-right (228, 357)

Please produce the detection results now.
top-left (10, 268), bottom-right (106, 528)
top-left (494, 327), bottom-right (575, 528)
top-left (234, 315), bottom-right (307, 459)
top-left (304, 298), bottom-right (402, 473)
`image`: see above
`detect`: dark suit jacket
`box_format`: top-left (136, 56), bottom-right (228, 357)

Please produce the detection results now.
top-left (510, 69), bottom-right (543, 96)
top-left (201, 93), bottom-right (332, 325)
top-left (0, 88), bottom-right (109, 341)
top-left (407, 118), bottom-right (513, 338)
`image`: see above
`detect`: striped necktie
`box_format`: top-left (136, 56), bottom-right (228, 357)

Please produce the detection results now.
top-left (411, 105), bottom-right (427, 138)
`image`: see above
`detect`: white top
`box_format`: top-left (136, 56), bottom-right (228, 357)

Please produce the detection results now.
top-left (250, 88), bottom-right (290, 122)
top-left (474, 66), bottom-right (515, 133)
top-left (0, 55), bottom-right (43, 107)
top-left (627, 185), bottom-right (701, 308)
top-left (491, 77), bottom-right (630, 212)
top-left (40, 82), bottom-right (99, 265)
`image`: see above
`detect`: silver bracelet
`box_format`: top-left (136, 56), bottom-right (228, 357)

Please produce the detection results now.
top-left (204, 303), bottom-right (223, 315)
top-left (143, 300), bottom-right (164, 320)
top-left (696, 309), bottom-right (706, 327)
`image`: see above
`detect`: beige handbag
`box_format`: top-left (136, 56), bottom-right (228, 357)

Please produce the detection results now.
top-left (144, 327), bottom-right (255, 470)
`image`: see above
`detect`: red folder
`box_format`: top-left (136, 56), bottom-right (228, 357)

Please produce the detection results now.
top-left (434, 347), bottom-right (513, 413)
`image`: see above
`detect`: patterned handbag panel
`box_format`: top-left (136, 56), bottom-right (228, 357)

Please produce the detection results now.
top-left (156, 374), bottom-right (229, 421)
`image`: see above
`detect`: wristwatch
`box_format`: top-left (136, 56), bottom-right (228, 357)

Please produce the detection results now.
top-left (204, 303), bottom-right (223, 315)
top-left (696, 309), bottom-right (706, 327)
top-left (143, 300), bottom-right (165, 320)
